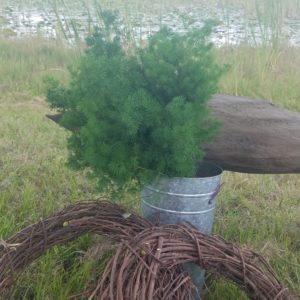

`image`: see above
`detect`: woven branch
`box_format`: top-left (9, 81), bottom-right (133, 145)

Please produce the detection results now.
top-left (0, 200), bottom-right (295, 300)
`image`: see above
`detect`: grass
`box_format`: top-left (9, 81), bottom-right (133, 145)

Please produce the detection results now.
top-left (216, 45), bottom-right (300, 111)
top-left (0, 5), bottom-right (300, 299)
top-left (0, 99), bottom-right (98, 298)
top-left (0, 37), bottom-right (78, 102)
top-left (208, 172), bottom-right (300, 299)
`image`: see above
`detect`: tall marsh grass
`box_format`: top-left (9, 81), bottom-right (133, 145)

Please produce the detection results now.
top-left (0, 37), bottom-right (76, 101)
top-left (215, 0), bottom-right (299, 47)
top-left (37, 0), bottom-right (300, 49)
top-left (216, 45), bottom-right (300, 111)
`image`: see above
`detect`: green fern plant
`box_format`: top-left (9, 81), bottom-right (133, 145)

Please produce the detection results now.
top-left (45, 15), bottom-right (226, 186)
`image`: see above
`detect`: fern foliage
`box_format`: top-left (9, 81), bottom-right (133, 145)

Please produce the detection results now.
top-left (45, 16), bottom-right (225, 185)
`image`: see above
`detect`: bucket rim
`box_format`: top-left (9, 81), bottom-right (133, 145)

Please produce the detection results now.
top-left (144, 161), bottom-right (223, 182)
top-left (184, 160), bottom-right (223, 179)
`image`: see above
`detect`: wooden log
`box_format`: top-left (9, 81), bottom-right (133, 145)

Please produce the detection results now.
top-left (204, 94), bottom-right (300, 174)
top-left (46, 94), bottom-right (300, 174)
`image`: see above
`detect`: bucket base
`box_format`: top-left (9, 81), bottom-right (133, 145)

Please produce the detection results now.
top-left (183, 263), bottom-right (204, 300)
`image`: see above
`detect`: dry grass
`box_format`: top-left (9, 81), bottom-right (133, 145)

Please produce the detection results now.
top-left (217, 45), bottom-right (300, 112)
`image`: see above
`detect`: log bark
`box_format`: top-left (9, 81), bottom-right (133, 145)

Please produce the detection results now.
top-left (204, 94), bottom-right (300, 174)
top-left (46, 94), bottom-right (300, 174)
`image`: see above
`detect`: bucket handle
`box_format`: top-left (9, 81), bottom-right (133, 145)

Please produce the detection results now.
top-left (208, 183), bottom-right (223, 205)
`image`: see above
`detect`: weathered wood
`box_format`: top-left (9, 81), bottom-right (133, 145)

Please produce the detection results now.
top-left (46, 113), bottom-right (62, 124)
top-left (46, 94), bottom-right (300, 174)
top-left (204, 94), bottom-right (300, 174)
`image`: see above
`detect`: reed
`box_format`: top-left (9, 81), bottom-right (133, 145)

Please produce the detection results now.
top-left (0, 36), bottom-right (75, 101)
top-left (216, 45), bottom-right (300, 112)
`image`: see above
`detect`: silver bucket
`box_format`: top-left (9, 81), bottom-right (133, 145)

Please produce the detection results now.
top-left (141, 161), bottom-right (222, 299)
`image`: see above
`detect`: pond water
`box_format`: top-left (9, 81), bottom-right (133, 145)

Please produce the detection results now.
top-left (1, 1), bottom-right (300, 46)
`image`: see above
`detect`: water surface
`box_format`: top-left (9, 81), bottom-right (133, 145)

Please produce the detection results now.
top-left (1, 1), bottom-right (300, 46)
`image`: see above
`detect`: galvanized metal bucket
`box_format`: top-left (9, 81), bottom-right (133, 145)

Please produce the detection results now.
top-left (141, 161), bottom-right (222, 299)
